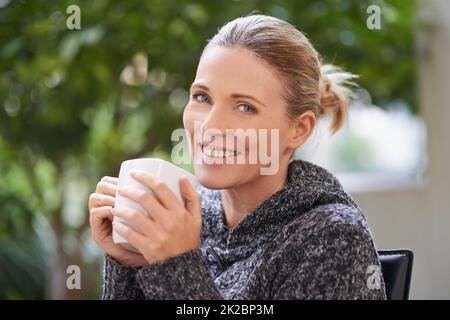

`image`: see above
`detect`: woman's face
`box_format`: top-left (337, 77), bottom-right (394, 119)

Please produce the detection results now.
top-left (183, 46), bottom-right (295, 189)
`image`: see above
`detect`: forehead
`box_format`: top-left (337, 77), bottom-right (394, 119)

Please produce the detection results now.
top-left (194, 46), bottom-right (284, 100)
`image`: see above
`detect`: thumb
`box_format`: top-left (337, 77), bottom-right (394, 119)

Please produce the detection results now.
top-left (180, 177), bottom-right (201, 219)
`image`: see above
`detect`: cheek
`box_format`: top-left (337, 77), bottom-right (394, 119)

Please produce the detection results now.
top-left (182, 104), bottom-right (199, 134)
top-left (274, 126), bottom-right (291, 157)
top-left (183, 104), bottom-right (205, 157)
top-left (259, 121), bottom-right (290, 159)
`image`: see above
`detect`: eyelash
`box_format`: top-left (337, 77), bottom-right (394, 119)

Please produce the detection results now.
top-left (191, 93), bottom-right (257, 114)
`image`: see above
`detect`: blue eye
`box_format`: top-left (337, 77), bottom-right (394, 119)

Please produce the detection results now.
top-left (192, 93), bottom-right (210, 103)
top-left (238, 104), bottom-right (256, 113)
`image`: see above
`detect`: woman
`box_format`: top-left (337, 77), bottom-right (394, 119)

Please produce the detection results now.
top-left (89, 14), bottom-right (386, 299)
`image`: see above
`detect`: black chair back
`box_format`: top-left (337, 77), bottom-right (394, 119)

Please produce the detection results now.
top-left (378, 249), bottom-right (414, 300)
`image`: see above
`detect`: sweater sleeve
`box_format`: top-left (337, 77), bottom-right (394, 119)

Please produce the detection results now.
top-left (272, 224), bottom-right (387, 300)
top-left (135, 249), bottom-right (224, 299)
top-left (102, 254), bottom-right (145, 299)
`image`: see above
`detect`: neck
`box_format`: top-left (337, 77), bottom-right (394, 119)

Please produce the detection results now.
top-left (220, 160), bottom-right (290, 229)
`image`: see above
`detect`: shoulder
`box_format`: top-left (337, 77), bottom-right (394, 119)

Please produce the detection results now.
top-left (270, 202), bottom-right (379, 267)
top-left (283, 202), bottom-right (374, 243)
top-left (269, 205), bottom-right (385, 299)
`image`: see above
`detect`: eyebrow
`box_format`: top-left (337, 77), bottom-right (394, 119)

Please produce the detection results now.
top-left (190, 82), bottom-right (267, 108)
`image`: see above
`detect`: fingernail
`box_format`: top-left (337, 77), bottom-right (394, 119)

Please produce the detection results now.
top-left (130, 170), bottom-right (137, 177)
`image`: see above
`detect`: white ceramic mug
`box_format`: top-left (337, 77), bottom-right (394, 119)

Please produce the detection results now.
top-left (112, 158), bottom-right (200, 253)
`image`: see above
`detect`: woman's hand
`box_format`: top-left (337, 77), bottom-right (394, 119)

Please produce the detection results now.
top-left (111, 170), bottom-right (202, 264)
top-left (89, 176), bottom-right (148, 267)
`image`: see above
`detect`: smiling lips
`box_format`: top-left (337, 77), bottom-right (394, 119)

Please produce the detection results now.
top-left (201, 143), bottom-right (243, 159)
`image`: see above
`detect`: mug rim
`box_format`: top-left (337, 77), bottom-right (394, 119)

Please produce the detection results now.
top-left (121, 157), bottom-right (198, 182)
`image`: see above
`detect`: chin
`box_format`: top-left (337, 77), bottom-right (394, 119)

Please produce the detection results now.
top-left (197, 179), bottom-right (227, 190)
top-left (194, 164), bottom-right (237, 190)
top-left (197, 176), bottom-right (231, 190)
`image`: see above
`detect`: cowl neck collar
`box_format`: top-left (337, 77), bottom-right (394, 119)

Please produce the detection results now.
top-left (198, 159), bottom-right (358, 268)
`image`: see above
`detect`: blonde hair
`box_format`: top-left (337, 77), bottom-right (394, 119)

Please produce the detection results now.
top-left (204, 14), bottom-right (357, 133)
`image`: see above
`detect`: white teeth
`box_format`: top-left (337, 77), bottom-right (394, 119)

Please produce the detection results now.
top-left (204, 147), bottom-right (213, 157)
top-left (202, 145), bottom-right (239, 158)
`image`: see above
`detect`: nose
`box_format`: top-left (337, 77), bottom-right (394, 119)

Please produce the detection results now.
top-left (199, 104), bottom-right (231, 143)
top-left (201, 103), bottom-right (229, 130)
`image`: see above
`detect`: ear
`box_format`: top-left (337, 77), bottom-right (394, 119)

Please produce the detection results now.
top-left (287, 110), bottom-right (316, 149)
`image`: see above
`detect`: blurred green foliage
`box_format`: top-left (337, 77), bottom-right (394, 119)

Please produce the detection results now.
top-left (0, 0), bottom-right (415, 298)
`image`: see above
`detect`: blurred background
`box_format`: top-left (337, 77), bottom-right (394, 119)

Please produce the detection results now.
top-left (0, 0), bottom-right (449, 299)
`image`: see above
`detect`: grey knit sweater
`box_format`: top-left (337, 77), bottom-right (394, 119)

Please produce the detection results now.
top-left (102, 159), bottom-right (386, 299)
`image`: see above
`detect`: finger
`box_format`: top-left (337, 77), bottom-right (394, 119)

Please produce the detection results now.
top-left (96, 180), bottom-right (117, 197)
top-left (129, 170), bottom-right (182, 210)
top-left (180, 177), bottom-right (201, 220)
top-left (101, 176), bottom-right (118, 185)
top-left (112, 207), bottom-right (156, 236)
top-left (89, 193), bottom-right (115, 211)
top-left (117, 186), bottom-right (168, 224)
top-left (90, 206), bottom-right (113, 220)
top-left (112, 221), bottom-right (147, 252)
